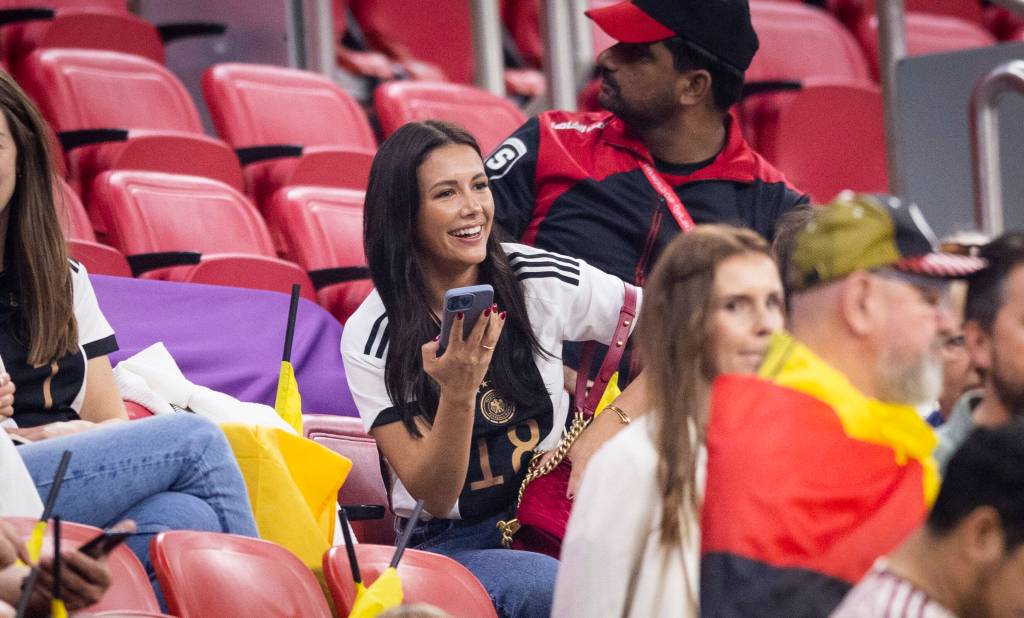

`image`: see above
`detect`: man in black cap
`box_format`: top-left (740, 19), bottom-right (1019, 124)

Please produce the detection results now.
top-left (487, 0), bottom-right (808, 288)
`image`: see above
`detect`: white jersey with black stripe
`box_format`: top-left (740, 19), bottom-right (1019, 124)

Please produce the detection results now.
top-left (340, 242), bottom-right (641, 520)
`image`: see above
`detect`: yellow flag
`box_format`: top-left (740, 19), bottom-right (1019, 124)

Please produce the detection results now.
top-left (594, 372), bottom-right (622, 417)
top-left (51, 599), bottom-right (68, 618)
top-left (275, 360), bottom-right (303, 434)
top-left (26, 520), bottom-right (46, 563)
top-left (219, 424), bottom-right (351, 569)
top-left (348, 567), bottom-right (403, 618)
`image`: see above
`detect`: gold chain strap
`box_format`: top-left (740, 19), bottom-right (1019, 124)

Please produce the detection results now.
top-left (497, 412), bottom-right (590, 548)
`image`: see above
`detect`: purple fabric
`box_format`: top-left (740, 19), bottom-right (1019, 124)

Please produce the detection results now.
top-left (91, 275), bottom-right (357, 416)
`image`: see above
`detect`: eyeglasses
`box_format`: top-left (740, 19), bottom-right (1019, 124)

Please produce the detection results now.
top-left (942, 333), bottom-right (966, 349)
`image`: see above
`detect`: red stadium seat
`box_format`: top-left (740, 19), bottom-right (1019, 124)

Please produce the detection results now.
top-left (375, 81), bottom-right (528, 155)
top-left (856, 12), bottom-right (997, 80)
top-left (985, 4), bottom-right (1024, 41)
top-left (90, 170), bottom-right (315, 299)
top-left (331, 0), bottom-right (399, 80)
top-left (350, 0), bottom-right (544, 97)
top-left (55, 176), bottom-right (132, 276)
top-left (834, 0), bottom-right (985, 31)
top-left (758, 81), bottom-right (888, 203)
top-left (56, 176), bottom-right (94, 241)
top-left (67, 239), bottom-right (131, 277)
top-left (151, 531), bottom-right (332, 618)
top-left (266, 186), bottom-right (372, 324)
top-left (6, 11), bottom-right (164, 74)
top-left (749, 3), bottom-right (871, 84)
top-left (18, 49), bottom-right (242, 204)
top-left (323, 544), bottom-right (498, 618)
top-left (506, 0), bottom-right (618, 67)
top-left (501, 0), bottom-right (542, 68)
top-left (4, 517), bottom-right (161, 614)
top-left (303, 414), bottom-right (394, 544)
top-left (0, 0), bottom-right (126, 62)
top-left (202, 63), bottom-right (376, 208)
top-left (743, 2), bottom-right (873, 150)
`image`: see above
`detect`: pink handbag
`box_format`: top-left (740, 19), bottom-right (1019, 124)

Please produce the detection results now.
top-left (497, 283), bottom-right (638, 558)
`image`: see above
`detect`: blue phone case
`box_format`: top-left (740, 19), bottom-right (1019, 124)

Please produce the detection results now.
top-left (438, 284), bottom-right (494, 355)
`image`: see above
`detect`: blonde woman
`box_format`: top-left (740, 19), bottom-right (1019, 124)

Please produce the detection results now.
top-left (554, 225), bottom-right (785, 616)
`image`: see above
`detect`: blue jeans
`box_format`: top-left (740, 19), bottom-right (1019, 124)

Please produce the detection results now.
top-left (18, 414), bottom-right (259, 606)
top-left (405, 512), bottom-right (557, 618)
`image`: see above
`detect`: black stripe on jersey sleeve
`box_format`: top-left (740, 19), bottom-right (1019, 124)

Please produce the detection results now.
top-left (83, 334), bottom-right (118, 359)
top-left (516, 270), bottom-right (580, 286)
top-left (509, 259), bottom-right (581, 276)
top-left (507, 250), bottom-right (579, 270)
top-left (370, 406), bottom-right (404, 429)
top-left (68, 259), bottom-right (80, 273)
top-left (374, 326), bottom-right (389, 359)
top-left (363, 313), bottom-right (388, 356)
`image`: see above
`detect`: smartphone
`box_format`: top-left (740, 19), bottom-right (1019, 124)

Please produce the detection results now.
top-left (438, 284), bottom-right (494, 355)
top-left (78, 529), bottom-right (134, 559)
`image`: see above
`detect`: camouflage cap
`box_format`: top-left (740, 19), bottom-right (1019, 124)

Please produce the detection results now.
top-left (788, 192), bottom-right (986, 292)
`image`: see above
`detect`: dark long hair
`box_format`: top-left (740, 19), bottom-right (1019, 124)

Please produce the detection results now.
top-left (363, 120), bottom-right (547, 437)
top-left (0, 70), bottom-right (77, 365)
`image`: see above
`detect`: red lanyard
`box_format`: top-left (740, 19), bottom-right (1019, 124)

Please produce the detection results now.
top-left (639, 161), bottom-right (695, 232)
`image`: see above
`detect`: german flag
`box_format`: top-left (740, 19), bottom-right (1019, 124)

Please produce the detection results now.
top-left (701, 332), bottom-right (939, 616)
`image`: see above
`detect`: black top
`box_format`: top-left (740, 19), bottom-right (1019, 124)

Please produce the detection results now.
top-left (1, 262), bottom-right (118, 427)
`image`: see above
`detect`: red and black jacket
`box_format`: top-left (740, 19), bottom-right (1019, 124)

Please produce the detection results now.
top-left (488, 110), bottom-right (808, 285)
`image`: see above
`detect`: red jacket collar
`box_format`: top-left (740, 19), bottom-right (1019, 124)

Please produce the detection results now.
top-left (600, 111), bottom-right (761, 184)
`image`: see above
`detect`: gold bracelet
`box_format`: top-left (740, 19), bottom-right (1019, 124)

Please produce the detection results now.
top-left (603, 404), bottom-right (631, 425)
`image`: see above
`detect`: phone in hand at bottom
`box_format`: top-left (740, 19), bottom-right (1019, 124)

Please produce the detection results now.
top-left (78, 529), bottom-right (134, 559)
top-left (438, 284), bottom-right (494, 355)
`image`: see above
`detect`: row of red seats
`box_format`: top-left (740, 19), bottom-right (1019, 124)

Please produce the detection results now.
top-left (59, 171), bottom-right (373, 324)
top-left (729, 1), bottom-right (1001, 202)
top-left (15, 46), bottom-right (525, 207)
top-left (333, 0), bottom-right (546, 97)
top-left (6, 516), bottom-right (495, 617)
top-left (13, 47), bottom-right (524, 322)
top-left (0, 0), bottom-right (225, 77)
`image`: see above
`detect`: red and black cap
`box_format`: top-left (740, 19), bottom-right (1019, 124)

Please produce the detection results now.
top-left (585, 0), bottom-right (760, 73)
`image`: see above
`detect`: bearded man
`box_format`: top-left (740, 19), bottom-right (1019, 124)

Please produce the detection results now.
top-left (700, 193), bottom-right (985, 615)
top-left (936, 232), bottom-right (1024, 469)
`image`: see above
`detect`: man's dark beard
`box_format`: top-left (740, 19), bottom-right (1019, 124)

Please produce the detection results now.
top-left (991, 347), bottom-right (1024, 419)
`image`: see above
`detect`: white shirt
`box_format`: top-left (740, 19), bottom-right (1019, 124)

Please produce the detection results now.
top-left (341, 242), bottom-right (640, 519)
top-left (0, 431), bottom-right (43, 517)
top-left (554, 416), bottom-right (704, 618)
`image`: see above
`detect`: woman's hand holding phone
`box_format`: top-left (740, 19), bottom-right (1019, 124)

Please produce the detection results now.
top-left (422, 304), bottom-right (505, 401)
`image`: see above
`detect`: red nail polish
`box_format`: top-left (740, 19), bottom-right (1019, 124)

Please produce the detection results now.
top-left (483, 308), bottom-right (491, 317)
top-left (491, 303), bottom-right (498, 311)
top-left (499, 311), bottom-right (507, 320)
top-left (457, 312), bottom-right (464, 320)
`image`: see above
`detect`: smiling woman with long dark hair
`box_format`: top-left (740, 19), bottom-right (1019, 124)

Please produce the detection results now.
top-left (342, 120), bottom-right (641, 617)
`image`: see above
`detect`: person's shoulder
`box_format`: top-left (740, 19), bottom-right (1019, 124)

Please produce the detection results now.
top-left (501, 242), bottom-right (583, 291)
top-left (587, 416), bottom-right (658, 481)
top-left (744, 145), bottom-right (806, 199)
top-left (340, 289), bottom-right (388, 360)
top-left (537, 110), bottom-right (614, 139)
top-left (68, 258), bottom-right (87, 280)
top-left (68, 258), bottom-right (95, 296)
